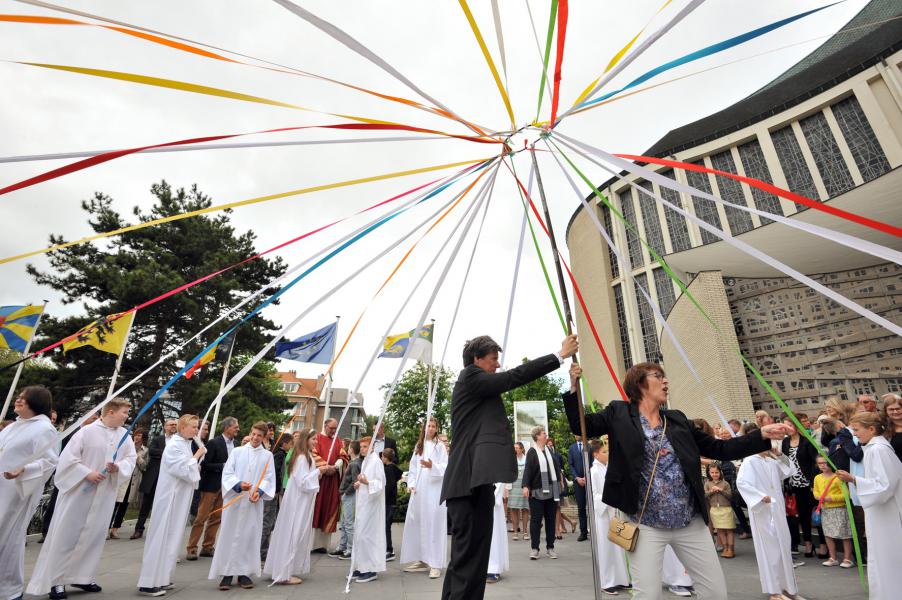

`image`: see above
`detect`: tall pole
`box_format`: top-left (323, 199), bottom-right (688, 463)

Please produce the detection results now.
top-left (1, 300), bottom-right (48, 420)
top-left (106, 312), bottom-right (136, 400)
top-left (209, 331), bottom-right (237, 440)
top-left (321, 315), bottom-right (340, 431)
top-left (531, 147), bottom-right (602, 600)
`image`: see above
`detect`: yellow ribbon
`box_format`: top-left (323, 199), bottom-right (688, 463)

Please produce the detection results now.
top-left (457, 0), bottom-right (516, 130)
top-left (0, 157), bottom-right (490, 265)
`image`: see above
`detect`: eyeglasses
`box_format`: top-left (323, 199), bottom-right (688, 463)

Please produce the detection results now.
top-left (646, 372), bottom-right (666, 380)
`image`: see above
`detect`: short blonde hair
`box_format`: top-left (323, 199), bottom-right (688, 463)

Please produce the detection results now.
top-left (825, 397), bottom-right (853, 422)
top-left (531, 425), bottom-right (546, 441)
top-left (850, 411), bottom-right (885, 434)
top-left (102, 398), bottom-right (130, 416)
top-left (178, 414), bottom-right (199, 432)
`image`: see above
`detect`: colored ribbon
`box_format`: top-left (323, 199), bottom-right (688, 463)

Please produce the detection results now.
top-left (547, 0), bottom-right (568, 128)
top-left (534, 0), bottom-right (558, 123)
top-left (458, 0), bottom-right (516, 130)
top-left (0, 156), bottom-right (490, 265)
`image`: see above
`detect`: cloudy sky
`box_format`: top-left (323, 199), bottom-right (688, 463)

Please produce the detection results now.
top-left (0, 0), bottom-right (866, 416)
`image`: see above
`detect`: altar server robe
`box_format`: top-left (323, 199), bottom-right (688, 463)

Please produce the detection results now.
top-left (208, 443), bottom-right (275, 579)
top-left (352, 454), bottom-right (386, 574)
top-left (737, 453), bottom-right (797, 596)
top-left (27, 421), bottom-right (136, 594)
top-left (137, 434), bottom-right (201, 588)
top-left (400, 439), bottom-right (448, 568)
top-left (662, 546), bottom-right (692, 587)
top-left (590, 462), bottom-right (629, 589)
top-left (851, 435), bottom-right (902, 600)
top-left (487, 482), bottom-right (509, 575)
top-left (263, 453), bottom-right (320, 581)
top-left (0, 414), bottom-right (58, 599)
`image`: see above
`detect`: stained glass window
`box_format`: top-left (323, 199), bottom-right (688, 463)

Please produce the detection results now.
top-left (613, 284), bottom-right (633, 369)
top-left (709, 151), bottom-right (754, 235)
top-left (637, 181), bottom-right (666, 260)
top-left (831, 95), bottom-right (890, 183)
top-left (619, 189), bottom-right (645, 267)
top-left (737, 138), bottom-right (783, 224)
top-left (658, 169), bottom-right (692, 253)
top-left (653, 267), bottom-right (676, 316)
top-left (601, 204), bottom-right (619, 279)
top-left (634, 272), bottom-right (662, 364)
top-left (799, 111), bottom-right (855, 198)
top-left (771, 125), bottom-right (819, 211)
top-left (685, 163), bottom-right (722, 244)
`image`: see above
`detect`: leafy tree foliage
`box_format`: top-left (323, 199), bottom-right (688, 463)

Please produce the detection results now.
top-left (13, 181), bottom-right (289, 433)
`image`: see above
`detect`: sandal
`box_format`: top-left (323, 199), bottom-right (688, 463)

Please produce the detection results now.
top-left (277, 577), bottom-right (303, 585)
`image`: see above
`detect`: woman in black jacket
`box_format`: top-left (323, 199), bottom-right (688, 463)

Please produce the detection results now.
top-left (781, 420), bottom-right (828, 558)
top-left (564, 362), bottom-right (789, 600)
top-left (521, 425), bottom-right (563, 560)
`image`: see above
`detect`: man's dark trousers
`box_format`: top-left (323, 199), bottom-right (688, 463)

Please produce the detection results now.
top-left (574, 481), bottom-right (588, 536)
top-left (441, 484), bottom-right (494, 600)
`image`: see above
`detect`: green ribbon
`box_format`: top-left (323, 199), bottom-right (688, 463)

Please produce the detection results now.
top-left (534, 0), bottom-right (558, 123)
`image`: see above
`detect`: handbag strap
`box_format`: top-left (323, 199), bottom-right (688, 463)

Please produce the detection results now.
top-left (815, 475), bottom-right (838, 512)
top-left (636, 416), bottom-right (667, 525)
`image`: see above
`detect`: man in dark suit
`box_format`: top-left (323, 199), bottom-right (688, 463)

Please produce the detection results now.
top-left (186, 417), bottom-right (239, 559)
top-left (440, 334), bottom-right (578, 600)
top-left (567, 439), bottom-right (589, 541)
top-left (371, 422), bottom-right (398, 463)
top-left (131, 417), bottom-right (177, 539)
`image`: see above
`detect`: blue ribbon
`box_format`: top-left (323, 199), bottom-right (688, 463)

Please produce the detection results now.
top-left (576, 2), bottom-right (841, 110)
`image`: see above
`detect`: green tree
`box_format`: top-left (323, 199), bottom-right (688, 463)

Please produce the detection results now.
top-left (20, 181), bottom-right (289, 430)
top-left (381, 362), bottom-right (454, 466)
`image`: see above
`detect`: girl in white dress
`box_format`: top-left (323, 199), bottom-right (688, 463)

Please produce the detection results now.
top-left (486, 481), bottom-right (509, 583)
top-left (400, 417), bottom-right (448, 578)
top-left (837, 412), bottom-right (902, 600)
top-left (263, 429), bottom-right (324, 585)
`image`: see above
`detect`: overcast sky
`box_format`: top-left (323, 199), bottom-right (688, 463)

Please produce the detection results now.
top-left (0, 0), bottom-right (866, 416)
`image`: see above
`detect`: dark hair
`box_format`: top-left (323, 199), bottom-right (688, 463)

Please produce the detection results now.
top-left (349, 440), bottom-right (361, 455)
top-left (19, 385), bottom-right (52, 418)
top-left (622, 362), bottom-right (665, 403)
top-left (462, 335), bottom-right (502, 366)
top-left (692, 418), bottom-right (714, 436)
top-left (414, 416), bottom-right (439, 457)
top-left (705, 462), bottom-right (723, 480)
top-left (589, 439), bottom-right (602, 454)
top-left (382, 447), bottom-right (396, 462)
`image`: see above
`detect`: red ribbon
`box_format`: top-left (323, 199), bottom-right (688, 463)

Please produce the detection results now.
top-left (615, 154), bottom-right (902, 238)
top-left (549, 0), bottom-right (569, 128)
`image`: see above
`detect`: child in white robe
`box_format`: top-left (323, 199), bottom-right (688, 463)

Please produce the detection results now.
top-left (837, 412), bottom-right (902, 600)
top-left (589, 439), bottom-right (629, 595)
top-left (136, 414), bottom-right (205, 596)
top-left (350, 436), bottom-right (386, 583)
top-left (27, 398), bottom-right (136, 599)
top-left (263, 428), bottom-right (323, 585)
top-left (400, 417), bottom-right (448, 578)
top-left (486, 482), bottom-right (509, 583)
top-left (738, 448), bottom-right (802, 600)
top-left (662, 546), bottom-right (693, 596)
top-left (0, 386), bottom-right (58, 600)
top-left (208, 421), bottom-right (276, 591)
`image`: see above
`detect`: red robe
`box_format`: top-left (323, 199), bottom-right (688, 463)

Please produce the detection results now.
top-left (311, 432), bottom-right (348, 533)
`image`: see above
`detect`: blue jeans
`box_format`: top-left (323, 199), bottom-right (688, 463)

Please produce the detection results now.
top-left (338, 492), bottom-right (355, 552)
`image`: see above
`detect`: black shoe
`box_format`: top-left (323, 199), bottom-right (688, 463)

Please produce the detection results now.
top-left (199, 549), bottom-right (214, 558)
top-left (356, 572), bottom-right (377, 583)
top-left (185, 552), bottom-right (198, 561)
top-left (130, 529), bottom-right (144, 540)
top-left (160, 583), bottom-right (174, 591)
top-left (138, 588), bottom-right (166, 597)
top-left (328, 549), bottom-right (345, 558)
top-left (49, 586), bottom-right (67, 600)
top-left (237, 576), bottom-right (254, 589)
top-left (386, 551), bottom-right (396, 561)
top-left (311, 547), bottom-right (327, 554)
top-left (352, 570), bottom-right (361, 578)
top-left (577, 533), bottom-right (588, 542)
top-left (71, 583), bottom-right (102, 593)
top-left (817, 552), bottom-right (830, 559)
top-left (218, 577), bottom-right (232, 591)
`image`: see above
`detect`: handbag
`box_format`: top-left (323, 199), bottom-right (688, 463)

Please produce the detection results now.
top-left (811, 475), bottom-right (837, 527)
top-left (607, 416), bottom-right (667, 552)
top-left (784, 492), bottom-right (798, 518)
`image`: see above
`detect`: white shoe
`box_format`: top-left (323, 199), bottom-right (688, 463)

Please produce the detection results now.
top-left (403, 561), bottom-right (430, 572)
top-left (529, 548), bottom-right (540, 560)
top-left (428, 568), bottom-right (441, 579)
top-left (546, 548), bottom-right (558, 559)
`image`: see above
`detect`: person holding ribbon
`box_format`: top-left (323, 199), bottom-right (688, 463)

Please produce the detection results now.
top-left (311, 417), bottom-right (349, 552)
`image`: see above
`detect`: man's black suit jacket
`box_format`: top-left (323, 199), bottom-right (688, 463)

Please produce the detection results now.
top-left (140, 433), bottom-right (166, 494)
top-left (440, 354), bottom-right (561, 503)
top-left (199, 435), bottom-right (229, 493)
top-left (563, 391), bottom-right (770, 524)
top-left (377, 436), bottom-right (398, 463)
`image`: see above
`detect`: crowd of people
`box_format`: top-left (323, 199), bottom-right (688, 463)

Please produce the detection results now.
top-left (1, 341), bottom-right (901, 600)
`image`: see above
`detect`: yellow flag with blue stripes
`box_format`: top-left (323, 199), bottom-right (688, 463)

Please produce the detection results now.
top-left (0, 305), bottom-right (44, 352)
top-left (379, 323), bottom-right (433, 363)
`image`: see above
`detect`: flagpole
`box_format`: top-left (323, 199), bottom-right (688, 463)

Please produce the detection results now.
top-left (209, 331), bottom-right (237, 440)
top-left (531, 148), bottom-right (602, 600)
top-left (321, 315), bottom-right (340, 431)
top-left (105, 313), bottom-right (136, 400)
top-left (1, 300), bottom-right (48, 421)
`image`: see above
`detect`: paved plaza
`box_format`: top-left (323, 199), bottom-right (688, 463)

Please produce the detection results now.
top-left (23, 521), bottom-right (867, 599)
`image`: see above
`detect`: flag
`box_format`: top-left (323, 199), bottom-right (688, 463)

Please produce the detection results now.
top-left (379, 322), bottom-right (433, 363)
top-left (275, 322), bottom-right (337, 365)
top-left (0, 305), bottom-right (44, 352)
top-left (185, 330), bottom-right (237, 379)
top-left (62, 311), bottom-right (135, 356)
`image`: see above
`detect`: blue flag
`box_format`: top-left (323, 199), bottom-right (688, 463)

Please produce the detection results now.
top-left (275, 322), bottom-right (337, 365)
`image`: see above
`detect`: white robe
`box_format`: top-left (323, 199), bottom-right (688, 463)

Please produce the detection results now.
top-left (590, 462), bottom-right (629, 589)
top-left (487, 483), bottom-right (509, 575)
top-left (850, 435), bottom-right (902, 600)
top-left (27, 421), bottom-right (136, 594)
top-left (263, 453), bottom-right (320, 581)
top-left (399, 439), bottom-right (448, 568)
top-left (737, 453), bottom-right (797, 596)
top-left (208, 443), bottom-right (276, 579)
top-left (0, 414), bottom-right (58, 599)
top-left (662, 546), bottom-right (692, 587)
top-left (137, 434), bottom-right (201, 588)
top-left (352, 454), bottom-right (386, 574)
